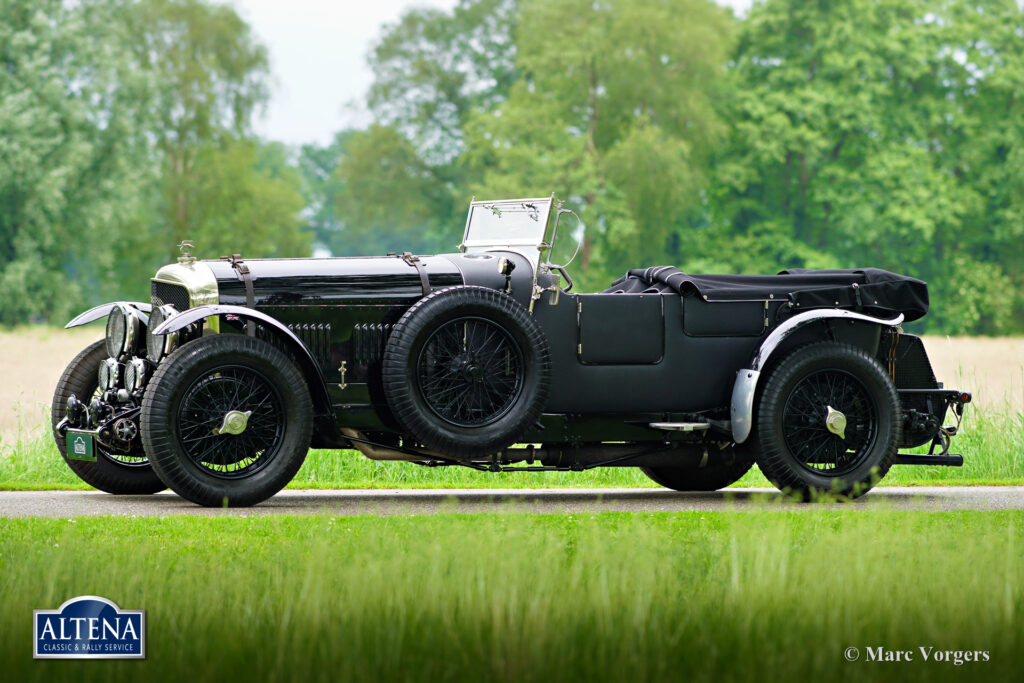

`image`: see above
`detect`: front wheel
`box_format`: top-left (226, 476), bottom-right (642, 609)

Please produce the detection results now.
top-left (754, 342), bottom-right (901, 499)
top-left (141, 335), bottom-right (313, 507)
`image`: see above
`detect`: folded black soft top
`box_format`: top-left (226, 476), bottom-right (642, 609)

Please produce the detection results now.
top-left (604, 267), bottom-right (929, 322)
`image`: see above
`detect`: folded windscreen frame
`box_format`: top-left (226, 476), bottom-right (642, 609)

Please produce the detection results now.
top-left (604, 266), bottom-right (929, 322)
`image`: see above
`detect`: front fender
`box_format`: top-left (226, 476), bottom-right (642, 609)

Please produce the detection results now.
top-left (153, 305), bottom-right (332, 420)
top-left (729, 309), bottom-right (905, 444)
top-left (65, 302), bottom-right (152, 329)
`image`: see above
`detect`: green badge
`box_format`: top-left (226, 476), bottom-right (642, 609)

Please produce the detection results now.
top-left (66, 432), bottom-right (96, 462)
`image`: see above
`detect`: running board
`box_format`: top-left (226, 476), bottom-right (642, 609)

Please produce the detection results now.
top-left (894, 453), bottom-right (964, 467)
top-left (648, 422), bottom-right (710, 432)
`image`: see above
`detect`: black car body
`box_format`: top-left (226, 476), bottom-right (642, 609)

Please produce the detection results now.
top-left (54, 196), bottom-right (971, 506)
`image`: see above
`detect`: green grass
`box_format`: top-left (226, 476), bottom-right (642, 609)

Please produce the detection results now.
top-left (2, 405), bottom-right (1021, 490)
top-left (1, 511), bottom-right (1021, 681)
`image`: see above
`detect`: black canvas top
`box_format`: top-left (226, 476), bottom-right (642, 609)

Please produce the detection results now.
top-left (604, 266), bottom-right (929, 322)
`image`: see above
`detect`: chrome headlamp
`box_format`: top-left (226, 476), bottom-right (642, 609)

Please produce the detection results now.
top-left (105, 304), bottom-right (141, 359)
top-left (124, 357), bottom-right (147, 393)
top-left (97, 358), bottom-right (119, 391)
top-left (147, 304), bottom-right (179, 362)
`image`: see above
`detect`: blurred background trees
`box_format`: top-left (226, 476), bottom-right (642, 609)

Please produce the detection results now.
top-left (1, 0), bottom-right (1023, 333)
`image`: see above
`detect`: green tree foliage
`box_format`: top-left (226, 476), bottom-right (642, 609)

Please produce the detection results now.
top-left (466, 0), bottom-right (736, 289)
top-left (0, 0), bottom-right (309, 323)
top-left (176, 138), bottom-right (309, 258)
top-left (355, 0), bottom-right (1023, 331)
top-left (331, 125), bottom-right (457, 256)
top-left (367, 0), bottom-right (519, 164)
top-left (122, 0), bottom-right (273, 253)
top-left (306, 0), bottom-right (523, 258)
top-left (716, 0), bottom-right (1024, 332)
top-left (298, 132), bottom-right (354, 253)
top-left (4, 0), bottom-right (1024, 333)
top-left (0, 0), bottom-right (157, 324)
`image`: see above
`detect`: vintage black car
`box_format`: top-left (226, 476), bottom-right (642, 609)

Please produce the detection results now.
top-left (53, 196), bottom-right (971, 506)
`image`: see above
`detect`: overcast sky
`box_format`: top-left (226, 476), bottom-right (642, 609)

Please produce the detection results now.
top-left (228, 0), bottom-right (754, 147)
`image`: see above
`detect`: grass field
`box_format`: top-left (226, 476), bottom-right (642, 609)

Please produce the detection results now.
top-left (1, 511), bottom-right (1020, 682)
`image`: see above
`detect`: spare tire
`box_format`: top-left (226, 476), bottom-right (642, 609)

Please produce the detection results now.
top-left (382, 286), bottom-right (550, 459)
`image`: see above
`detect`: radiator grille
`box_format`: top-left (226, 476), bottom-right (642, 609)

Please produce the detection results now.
top-left (353, 323), bottom-right (393, 365)
top-left (288, 323), bottom-right (332, 366)
top-left (151, 280), bottom-right (191, 311)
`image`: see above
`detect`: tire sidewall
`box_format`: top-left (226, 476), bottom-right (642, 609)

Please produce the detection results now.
top-left (142, 335), bottom-right (312, 506)
top-left (756, 343), bottom-right (900, 496)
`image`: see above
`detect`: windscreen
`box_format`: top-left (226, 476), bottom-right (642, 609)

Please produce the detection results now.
top-left (463, 198), bottom-right (553, 246)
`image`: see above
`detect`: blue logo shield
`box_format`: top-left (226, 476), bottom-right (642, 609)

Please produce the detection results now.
top-left (34, 596), bottom-right (145, 659)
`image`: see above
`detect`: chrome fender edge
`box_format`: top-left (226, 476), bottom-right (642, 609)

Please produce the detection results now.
top-left (729, 310), bottom-right (904, 444)
top-left (65, 302), bottom-right (152, 329)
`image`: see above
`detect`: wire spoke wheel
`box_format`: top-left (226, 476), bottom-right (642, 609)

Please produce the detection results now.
top-left (143, 335), bottom-right (313, 507)
top-left (416, 316), bottom-right (525, 428)
top-left (755, 342), bottom-right (900, 499)
top-left (383, 287), bottom-right (550, 459)
top-left (175, 365), bottom-right (285, 479)
top-left (781, 368), bottom-right (878, 476)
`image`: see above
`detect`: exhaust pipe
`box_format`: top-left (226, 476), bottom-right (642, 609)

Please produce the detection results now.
top-left (340, 428), bottom-right (432, 462)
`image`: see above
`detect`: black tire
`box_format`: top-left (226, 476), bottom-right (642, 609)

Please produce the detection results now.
top-left (141, 335), bottom-right (313, 507)
top-left (382, 286), bottom-right (550, 459)
top-left (642, 444), bottom-right (755, 491)
top-left (754, 342), bottom-right (900, 499)
top-left (50, 340), bottom-right (165, 495)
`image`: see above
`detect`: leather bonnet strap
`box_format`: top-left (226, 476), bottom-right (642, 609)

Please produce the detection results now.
top-left (390, 251), bottom-right (432, 297)
top-left (221, 253), bottom-right (257, 336)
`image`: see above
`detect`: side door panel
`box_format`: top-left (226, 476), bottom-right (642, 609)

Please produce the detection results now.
top-left (577, 294), bottom-right (664, 364)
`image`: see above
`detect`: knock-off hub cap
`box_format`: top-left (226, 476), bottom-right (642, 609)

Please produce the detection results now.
top-left (213, 410), bottom-right (253, 436)
top-left (825, 405), bottom-right (847, 439)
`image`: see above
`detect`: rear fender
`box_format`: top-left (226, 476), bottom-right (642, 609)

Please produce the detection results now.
top-left (730, 309), bottom-right (904, 444)
top-left (153, 304), bottom-right (333, 420)
top-left (65, 302), bottom-right (152, 329)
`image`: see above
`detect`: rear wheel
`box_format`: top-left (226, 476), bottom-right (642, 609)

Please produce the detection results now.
top-left (50, 340), bottom-right (165, 494)
top-left (642, 444), bottom-right (754, 491)
top-left (754, 342), bottom-right (900, 499)
top-left (141, 335), bottom-right (313, 507)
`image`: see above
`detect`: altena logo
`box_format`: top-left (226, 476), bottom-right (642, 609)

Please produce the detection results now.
top-left (34, 596), bottom-right (145, 659)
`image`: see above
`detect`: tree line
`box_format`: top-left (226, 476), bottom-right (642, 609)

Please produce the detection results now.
top-left (2, 0), bottom-right (1021, 334)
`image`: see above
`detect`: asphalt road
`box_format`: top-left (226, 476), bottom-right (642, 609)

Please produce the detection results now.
top-left (0, 486), bottom-right (1022, 518)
